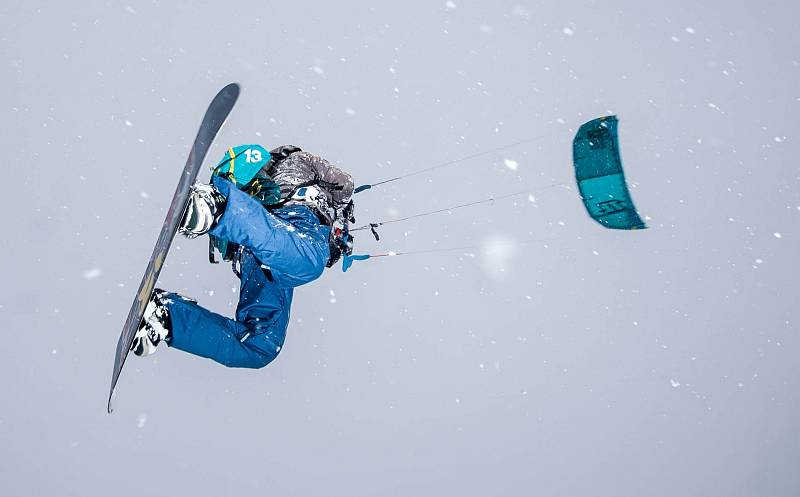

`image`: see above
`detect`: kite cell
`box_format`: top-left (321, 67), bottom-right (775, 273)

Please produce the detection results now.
top-left (572, 115), bottom-right (646, 230)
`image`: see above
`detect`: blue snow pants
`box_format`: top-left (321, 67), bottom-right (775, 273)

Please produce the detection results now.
top-left (164, 176), bottom-right (330, 368)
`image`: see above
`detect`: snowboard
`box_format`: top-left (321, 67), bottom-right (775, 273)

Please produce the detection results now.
top-left (107, 83), bottom-right (240, 413)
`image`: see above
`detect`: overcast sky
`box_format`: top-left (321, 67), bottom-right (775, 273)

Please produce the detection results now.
top-left (2, 1), bottom-right (799, 496)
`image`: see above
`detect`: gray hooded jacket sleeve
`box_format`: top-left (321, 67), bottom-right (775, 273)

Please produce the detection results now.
top-left (272, 151), bottom-right (353, 198)
top-left (269, 148), bottom-right (354, 223)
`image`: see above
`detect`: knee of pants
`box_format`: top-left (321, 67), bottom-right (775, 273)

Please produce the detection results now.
top-left (242, 347), bottom-right (280, 369)
top-left (235, 327), bottom-right (286, 369)
top-left (213, 341), bottom-right (281, 369)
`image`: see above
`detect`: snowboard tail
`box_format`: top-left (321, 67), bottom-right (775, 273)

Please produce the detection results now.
top-left (108, 83), bottom-right (240, 413)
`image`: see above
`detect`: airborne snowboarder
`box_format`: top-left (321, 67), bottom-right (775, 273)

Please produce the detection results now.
top-left (130, 145), bottom-right (355, 369)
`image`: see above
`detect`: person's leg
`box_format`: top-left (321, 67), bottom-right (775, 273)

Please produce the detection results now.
top-left (209, 176), bottom-right (330, 288)
top-left (166, 250), bottom-right (293, 369)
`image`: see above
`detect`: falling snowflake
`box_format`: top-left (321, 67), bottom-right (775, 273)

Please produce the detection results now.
top-left (82, 268), bottom-right (102, 280)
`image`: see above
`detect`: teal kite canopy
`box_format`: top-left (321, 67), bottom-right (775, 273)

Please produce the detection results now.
top-left (572, 116), bottom-right (646, 230)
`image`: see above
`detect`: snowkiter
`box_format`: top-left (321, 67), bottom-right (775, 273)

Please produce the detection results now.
top-left (130, 145), bottom-right (354, 369)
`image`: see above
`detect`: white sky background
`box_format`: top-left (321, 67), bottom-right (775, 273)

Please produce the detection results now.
top-left (1, 1), bottom-right (799, 496)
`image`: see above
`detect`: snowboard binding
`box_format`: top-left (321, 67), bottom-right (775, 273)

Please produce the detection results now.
top-left (179, 183), bottom-right (227, 238)
top-left (131, 289), bottom-right (172, 357)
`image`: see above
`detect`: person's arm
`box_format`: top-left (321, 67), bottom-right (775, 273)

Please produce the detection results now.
top-left (298, 152), bottom-right (354, 206)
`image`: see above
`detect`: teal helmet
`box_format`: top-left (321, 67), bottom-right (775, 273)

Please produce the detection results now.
top-left (211, 144), bottom-right (281, 205)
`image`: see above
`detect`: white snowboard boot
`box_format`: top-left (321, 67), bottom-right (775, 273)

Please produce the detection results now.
top-left (131, 289), bottom-right (171, 357)
top-left (179, 183), bottom-right (226, 238)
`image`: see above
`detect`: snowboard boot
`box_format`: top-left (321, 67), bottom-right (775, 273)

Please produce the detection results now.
top-left (131, 289), bottom-right (172, 357)
top-left (179, 183), bottom-right (226, 238)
